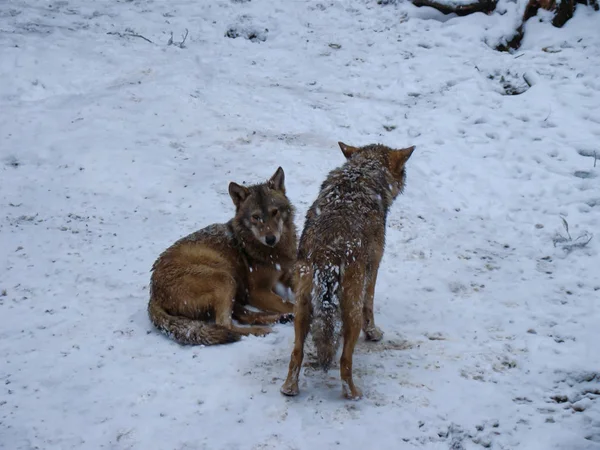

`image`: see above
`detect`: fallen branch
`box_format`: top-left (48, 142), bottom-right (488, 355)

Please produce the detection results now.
top-left (107, 31), bottom-right (153, 44)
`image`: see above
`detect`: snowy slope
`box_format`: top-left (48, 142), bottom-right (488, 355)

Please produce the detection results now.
top-left (1, 0), bottom-right (599, 449)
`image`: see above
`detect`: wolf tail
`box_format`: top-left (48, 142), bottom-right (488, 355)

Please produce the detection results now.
top-left (309, 264), bottom-right (342, 371)
top-left (148, 297), bottom-right (241, 346)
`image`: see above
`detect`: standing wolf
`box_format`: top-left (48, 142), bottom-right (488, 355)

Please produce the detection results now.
top-left (280, 142), bottom-right (415, 399)
top-left (148, 167), bottom-right (297, 346)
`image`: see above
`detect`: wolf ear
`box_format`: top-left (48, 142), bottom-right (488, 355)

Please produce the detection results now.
top-left (338, 141), bottom-right (360, 159)
top-left (388, 146), bottom-right (416, 176)
top-left (229, 182), bottom-right (250, 209)
top-left (267, 167), bottom-right (285, 193)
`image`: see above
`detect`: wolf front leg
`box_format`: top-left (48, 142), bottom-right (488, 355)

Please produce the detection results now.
top-left (340, 264), bottom-right (365, 400)
top-left (281, 269), bottom-right (312, 396)
top-left (249, 289), bottom-right (294, 314)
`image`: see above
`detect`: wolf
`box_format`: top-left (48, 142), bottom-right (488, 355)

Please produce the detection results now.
top-left (280, 142), bottom-right (415, 399)
top-left (148, 167), bottom-right (297, 346)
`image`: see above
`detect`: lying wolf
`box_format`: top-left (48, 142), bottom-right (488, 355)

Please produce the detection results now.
top-left (149, 167), bottom-right (297, 345)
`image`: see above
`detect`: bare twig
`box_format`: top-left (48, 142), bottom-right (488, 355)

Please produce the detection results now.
top-left (107, 31), bottom-right (153, 44)
top-left (544, 108), bottom-right (552, 122)
top-left (168, 28), bottom-right (189, 48)
top-left (553, 235), bottom-right (569, 247)
top-left (594, 150), bottom-right (597, 168)
top-left (180, 28), bottom-right (189, 47)
top-left (514, 53), bottom-right (525, 59)
top-left (553, 216), bottom-right (593, 253)
top-left (561, 216), bottom-right (571, 240)
top-left (563, 233), bottom-right (593, 254)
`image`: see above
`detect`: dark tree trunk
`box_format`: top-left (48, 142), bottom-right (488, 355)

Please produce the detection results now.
top-left (495, 0), bottom-right (586, 51)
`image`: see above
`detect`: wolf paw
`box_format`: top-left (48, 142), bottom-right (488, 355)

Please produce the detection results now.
top-left (249, 326), bottom-right (272, 337)
top-left (365, 326), bottom-right (384, 342)
top-left (280, 381), bottom-right (300, 397)
top-left (342, 382), bottom-right (363, 400)
top-left (278, 313), bottom-right (295, 324)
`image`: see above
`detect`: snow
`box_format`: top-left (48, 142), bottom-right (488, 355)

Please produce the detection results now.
top-left (1, 0), bottom-right (599, 449)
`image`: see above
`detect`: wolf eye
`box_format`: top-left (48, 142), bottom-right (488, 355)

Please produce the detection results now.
top-left (252, 214), bottom-right (261, 221)
top-left (271, 208), bottom-right (279, 217)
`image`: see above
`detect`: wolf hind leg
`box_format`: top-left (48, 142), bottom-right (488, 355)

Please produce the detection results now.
top-left (215, 302), bottom-right (272, 337)
top-left (340, 264), bottom-right (365, 400)
top-left (212, 276), bottom-right (272, 337)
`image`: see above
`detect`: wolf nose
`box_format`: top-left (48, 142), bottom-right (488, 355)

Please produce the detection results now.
top-left (265, 235), bottom-right (276, 246)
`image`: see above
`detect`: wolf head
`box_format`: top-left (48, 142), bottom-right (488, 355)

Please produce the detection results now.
top-left (228, 167), bottom-right (293, 247)
top-left (338, 141), bottom-right (415, 199)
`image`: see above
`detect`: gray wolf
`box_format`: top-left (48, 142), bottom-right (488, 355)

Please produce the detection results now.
top-left (280, 142), bottom-right (415, 399)
top-left (148, 167), bottom-right (297, 345)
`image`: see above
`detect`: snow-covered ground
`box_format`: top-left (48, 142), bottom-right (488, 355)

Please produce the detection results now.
top-left (1, 0), bottom-right (599, 449)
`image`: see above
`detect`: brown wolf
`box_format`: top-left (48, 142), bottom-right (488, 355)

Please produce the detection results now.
top-left (148, 167), bottom-right (297, 346)
top-left (280, 142), bottom-right (415, 399)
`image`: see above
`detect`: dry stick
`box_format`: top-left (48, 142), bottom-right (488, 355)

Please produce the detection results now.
top-left (594, 151), bottom-right (597, 168)
top-left (107, 31), bottom-right (153, 44)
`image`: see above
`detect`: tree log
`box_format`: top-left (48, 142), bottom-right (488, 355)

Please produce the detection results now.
top-left (411, 0), bottom-right (498, 15)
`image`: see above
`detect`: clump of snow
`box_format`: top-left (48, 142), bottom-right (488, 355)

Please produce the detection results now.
top-left (225, 15), bottom-right (269, 42)
top-left (1, 0), bottom-right (599, 449)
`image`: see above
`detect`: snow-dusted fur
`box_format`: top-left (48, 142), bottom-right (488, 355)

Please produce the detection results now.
top-left (282, 143), bottom-right (415, 399)
top-left (309, 265), bottom-right (342, 370)
top-left (4, 0), bottom-right (600, 445)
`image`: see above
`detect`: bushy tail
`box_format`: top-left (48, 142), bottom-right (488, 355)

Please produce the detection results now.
top-left (310, 266), bottom-right (342, 371)
top-left (148, 299), bottom-right (240, 346)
